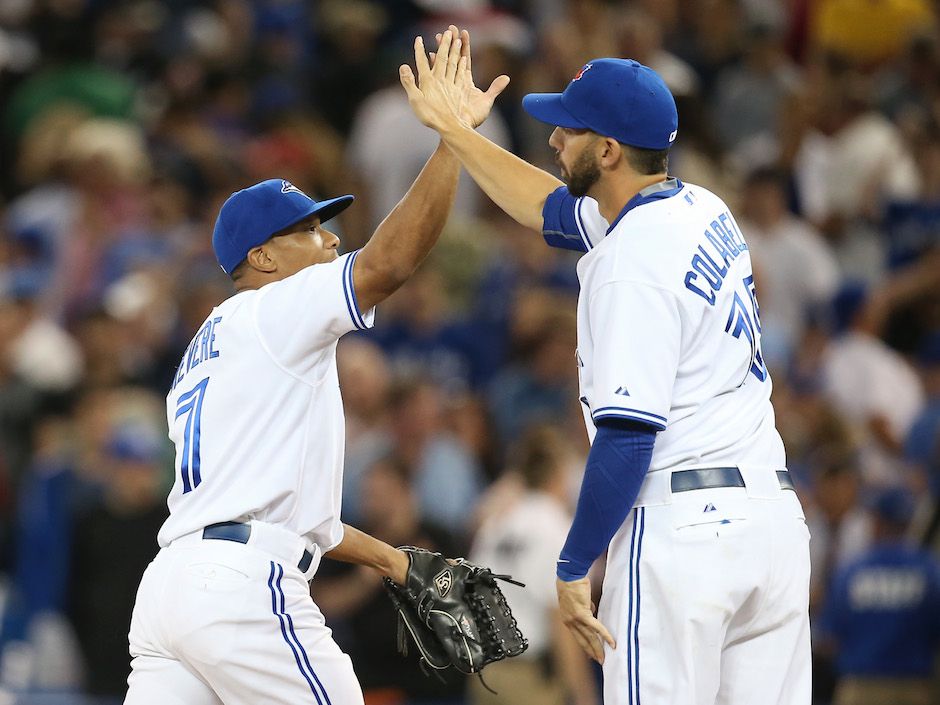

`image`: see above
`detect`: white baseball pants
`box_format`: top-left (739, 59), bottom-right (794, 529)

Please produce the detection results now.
top-left (598, 469), bottom-right (811, 705)
top-left (124, 530), bottom-right (363, 705)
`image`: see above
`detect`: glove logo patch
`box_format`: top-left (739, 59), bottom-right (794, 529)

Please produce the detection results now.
top-left (434, 569), bottom-right (454, 597)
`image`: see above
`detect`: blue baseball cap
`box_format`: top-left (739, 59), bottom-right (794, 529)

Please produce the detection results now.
top-left (212, 179), bottom-right (354, 275)
top-left (522, 58), bottom-right (678, 150)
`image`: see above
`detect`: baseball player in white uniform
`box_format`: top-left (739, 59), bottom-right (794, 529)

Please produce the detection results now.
top-left (401, 50), bottom-right (811, 705)
top-left (124, 30), bottom-right (509, 705)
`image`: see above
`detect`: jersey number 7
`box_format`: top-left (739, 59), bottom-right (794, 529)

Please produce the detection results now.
top-left (724, 275), bottom-right (767, 384)
top-left (175, 377), bottom-right (209, 493)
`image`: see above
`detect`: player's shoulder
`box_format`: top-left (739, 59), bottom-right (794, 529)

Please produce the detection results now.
top-left (593, 181), bottom-right (727, 289)
top-left (258, 251), bottom-right (352, 298)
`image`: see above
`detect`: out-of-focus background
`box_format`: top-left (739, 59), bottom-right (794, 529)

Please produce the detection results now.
top-left (0, 0), bottom-right (938, 704)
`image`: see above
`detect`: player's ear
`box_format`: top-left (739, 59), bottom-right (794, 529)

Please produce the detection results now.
top-left (598, 138), bottom-right (623, 170)
top-left (246, 244), bottom-right (277, 273)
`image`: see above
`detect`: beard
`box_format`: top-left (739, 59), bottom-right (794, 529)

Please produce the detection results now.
top-left (560, 147), bottom-right (601, 198)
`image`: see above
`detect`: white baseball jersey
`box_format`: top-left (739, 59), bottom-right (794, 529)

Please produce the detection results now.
top-left (542, 179), bottom-right (810, 705)
top-left (158, 250), bottom-right (374, 552)
top-left (543, 178), bottom-right (785, 470)
top-left (127, 251), bottom-right (375, 705)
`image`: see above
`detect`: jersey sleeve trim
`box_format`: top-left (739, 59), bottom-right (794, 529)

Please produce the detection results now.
top-left (592, 406), bottom-right (667, 431)
top-left (575, 198), bottom-right (593, 249)
top-left (342, 250), bottom-right (368, 330)
top-left (542, 186), bottom-right (589, 252)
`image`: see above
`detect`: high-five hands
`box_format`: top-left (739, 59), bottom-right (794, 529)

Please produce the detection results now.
top-left (400, 25), bottom-right (510, 131)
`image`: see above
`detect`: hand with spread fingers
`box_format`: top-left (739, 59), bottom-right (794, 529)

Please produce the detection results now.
top-left (556, 576), bottom-right (616, 664)
top-left (400, 25), bottom-right (510, 132)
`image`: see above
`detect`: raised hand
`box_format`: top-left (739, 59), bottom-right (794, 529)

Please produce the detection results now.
top-left (400, 26), bottom-right (510, 131)
top-left (433, 27), bottom-right (511, 129)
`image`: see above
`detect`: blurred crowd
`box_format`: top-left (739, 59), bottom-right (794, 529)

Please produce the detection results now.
top-left (0, 0), bottom-right (939, 704)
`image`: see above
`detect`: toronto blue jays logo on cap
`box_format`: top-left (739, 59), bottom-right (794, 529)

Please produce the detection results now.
top-left (572, 63), bottom-right (593, 81)
top-left (280, 180), bottom-right (308, 198)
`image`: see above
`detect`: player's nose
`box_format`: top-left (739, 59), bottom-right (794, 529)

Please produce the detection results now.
top-left (548, 127), bottom-right (563, 150)
top-left (324, 229), bottom-right (340, 249)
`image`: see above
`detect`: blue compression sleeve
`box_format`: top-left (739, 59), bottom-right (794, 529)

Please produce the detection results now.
top-left (557, 419), bottom-right (657, 581)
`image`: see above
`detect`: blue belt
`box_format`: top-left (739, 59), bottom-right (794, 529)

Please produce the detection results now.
top-left (670, 468), bottom-right (795, 493)
top-left (202, 521), bottom-right (314, 572)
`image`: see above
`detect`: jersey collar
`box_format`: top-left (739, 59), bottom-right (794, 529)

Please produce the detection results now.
top-left (606, 177), bottom-right (684, 234)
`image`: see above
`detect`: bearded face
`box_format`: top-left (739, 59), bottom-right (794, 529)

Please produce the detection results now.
top-left (558, 140), bottom-right (601, 198)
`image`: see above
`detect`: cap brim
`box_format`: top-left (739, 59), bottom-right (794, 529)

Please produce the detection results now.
top-left (521, 93), bottom-right (586, 129)
top-left (309, 194), bottom-right (354, 224)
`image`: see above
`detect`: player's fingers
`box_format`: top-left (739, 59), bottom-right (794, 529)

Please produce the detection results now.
top-left (460, 28), bottom-right (472, 72)
top-left (445, 37), bottom-right (462, 81)
top-left (429, 51), bottom-right (436, 67)
top-left (399, 64), bottom-right (420, 99)
top-left (578, 623), bottom-right (606, 663)
top-left (414, 36), bottom-right (431, 78)
top-left (432, 30), bottom-right (452, 77)
top-left (484, 75), bottom-right (511, 100)
top-left (591, 616), bottom-right (617, 650)
top-left (569, 623), bottom-right (601, 662)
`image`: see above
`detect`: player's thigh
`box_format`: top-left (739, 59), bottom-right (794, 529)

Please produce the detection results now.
top-left (125, 654), bottom-right (221, 705)
top-left (717, 500), bottom-right (811, 705)
top-left (199, 560), bottom-right (364, 705)
top-left (600, 500), bottom-right (759, 705)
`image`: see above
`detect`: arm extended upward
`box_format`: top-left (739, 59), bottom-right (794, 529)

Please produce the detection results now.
top-left (352, 139), bottom-right (459, 312)
top-left (399, 34), bottom-right (563, 231)
top-left (439, 120), bottom-right (561, 231)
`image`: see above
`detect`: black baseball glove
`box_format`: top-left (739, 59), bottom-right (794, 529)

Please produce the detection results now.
top-left (383, 547), bottom-right (528, 678)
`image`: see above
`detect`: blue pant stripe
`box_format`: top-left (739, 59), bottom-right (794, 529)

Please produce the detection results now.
top-left (634, 507), bottom-right (645, 705)
top-left (626, 509), bottom-right (639, 705)
top-left (276, 565), bottom-right (333, 705)
top-left (268, 562), bottom-right (322, 704)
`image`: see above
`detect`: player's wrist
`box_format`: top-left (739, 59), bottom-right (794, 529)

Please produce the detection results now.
top-left (556, 558), bottom-right (589, 582)
top-left (437, 117), bottom-right (473, 144)
top-left (385, 547), bottom-right (410, 585)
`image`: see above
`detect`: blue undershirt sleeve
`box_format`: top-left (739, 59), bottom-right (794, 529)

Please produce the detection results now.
top-left (542, 186), bottom-right (589, 252)
top-left (557, 418), bottom-right (657, 581)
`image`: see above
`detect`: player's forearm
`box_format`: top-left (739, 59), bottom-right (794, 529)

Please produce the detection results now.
top-left (557, 421), bottom-right (655, 581)
top-left (353, 141), bottom-right (458, 309)
top-left (325, 524), bottom-right (409, 585)
top-left (438, 121), bottom-right (562, 231)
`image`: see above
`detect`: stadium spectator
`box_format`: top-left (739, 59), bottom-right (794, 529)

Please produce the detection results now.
top-left (820, 487), bottom-right (940, 705)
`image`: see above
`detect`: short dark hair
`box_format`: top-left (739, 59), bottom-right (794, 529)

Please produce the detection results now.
top-left (622, 144), bottom-right (669, 175)
top-left (230, 259), bottom-right (249, 281)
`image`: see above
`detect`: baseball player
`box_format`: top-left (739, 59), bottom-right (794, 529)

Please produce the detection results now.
top-left (124, 30), bottom-right (508, 705)
top-left (401, 51), bottom-right (811, 704)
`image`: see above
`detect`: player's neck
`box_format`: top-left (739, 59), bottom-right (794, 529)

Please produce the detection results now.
top-left (233, 271), bottom-right (278, 292)
top-left (591, 172), bottom-right (669, 225)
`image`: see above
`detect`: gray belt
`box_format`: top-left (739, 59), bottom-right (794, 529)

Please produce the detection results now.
top-left (203, 521), bottom-right (314, 572)
top-left (670, 467), bottom-right (795, 493)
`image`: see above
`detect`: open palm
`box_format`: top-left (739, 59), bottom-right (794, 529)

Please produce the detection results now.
top-left (401, 26), bottom-right (509, 131)
top-left (434, 28), bottom-right (510, 128)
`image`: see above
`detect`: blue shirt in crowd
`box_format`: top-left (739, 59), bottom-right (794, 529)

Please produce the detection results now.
top-left (822, 542), bottom-right (940, 678)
